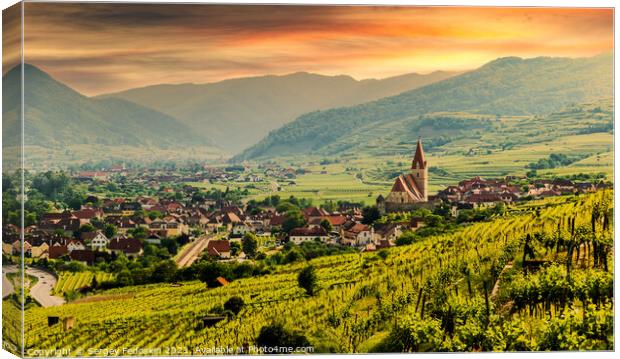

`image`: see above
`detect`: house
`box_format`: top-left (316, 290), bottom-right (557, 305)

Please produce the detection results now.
top-left (72, 208), bottom-right (103, 221)
top-left (48, 245), bottom-right (69, 259)
top-left (268, 215), bottom-right (287, 230)
top-left (12, 240), bottom-right (32, 256)
top-left (120, 202), bottom-right (141, 215)
top-left (2, 242), bottom-right (13, 256)
top-left (373, 223), bottom-right (402, 243)
top-left (145, 233), bottom-right (163, 245)
top-left (206, 240), bottom-right (231, 259)
top-left (289, 227), bottom-right (329, 244)
top-left (341, 223), bottom-right (374, 246)
top-left (232, 222), bottom-right (254, 237)
top-left (108, 236), bottom-right (143, 258)
top-left (31, 243), bottom-right (50, 258)
top-left (82, 231), bottom-right (109, 251)
top-left (322, 215), bottom-right (348, 232)
top-left (302, 207), bottom-right (329, 222)
top-left (66, 240), bottom-right (86, 253)
top-left (69, 250), bottom-right (95, 265)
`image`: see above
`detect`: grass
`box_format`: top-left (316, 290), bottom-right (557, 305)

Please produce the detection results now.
top-left (185, 130), bottom-right (613, 207)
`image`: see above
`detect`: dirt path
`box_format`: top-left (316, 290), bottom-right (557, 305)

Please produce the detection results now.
top-left (491, 262), bottom-right (513, 299)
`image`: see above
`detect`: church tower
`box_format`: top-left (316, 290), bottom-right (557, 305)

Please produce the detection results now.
top-left (411, 138), bottom-right (428, 202)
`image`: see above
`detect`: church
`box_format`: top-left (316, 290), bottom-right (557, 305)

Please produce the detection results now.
top-left (376, 139), bottom-right (436, 213)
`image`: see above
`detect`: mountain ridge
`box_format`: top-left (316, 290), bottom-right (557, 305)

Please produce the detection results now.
top-left (2, 64), bottom-right (211, 149)
top-left (234, 53), bottom-right (613, 161)
top-left (100, 70), bottom-right (460, 153)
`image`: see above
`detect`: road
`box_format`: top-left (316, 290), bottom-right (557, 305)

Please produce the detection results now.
top-left (2, 265), bottom-right (17, 298)
top-left (175, 235), bottom-right (214, 268)
top-left (2, 265), bottom-right (65, 307)
top-left (27, 267), bottom-right (65, 307)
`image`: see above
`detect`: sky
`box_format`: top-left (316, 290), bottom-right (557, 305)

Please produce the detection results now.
top-left (3, 3), bottom-right (614, 96)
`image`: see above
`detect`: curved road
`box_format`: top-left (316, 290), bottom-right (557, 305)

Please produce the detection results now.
top-left (2, 265), bottom-right (17, 298)
top-left (2, 265), bottom-right (65, 307)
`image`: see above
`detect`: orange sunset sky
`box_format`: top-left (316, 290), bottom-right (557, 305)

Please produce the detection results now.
top-left (2, 3), bottom-right (614, 95)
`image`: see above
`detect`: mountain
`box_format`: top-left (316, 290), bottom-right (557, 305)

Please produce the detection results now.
top-left (234, 53), bottom-right (613, 161)
top-left (100, 70), bottom-right (458, 153)
top-left (2, 64), bottom-right (210, 149)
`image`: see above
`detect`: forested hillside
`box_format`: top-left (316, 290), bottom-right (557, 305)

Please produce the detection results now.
top-left (2, 64), bottom-right (208, 149)
top-left (102, 71), bottom-right (458, 153)
top-left (236, 53), bottom-right (612, 161)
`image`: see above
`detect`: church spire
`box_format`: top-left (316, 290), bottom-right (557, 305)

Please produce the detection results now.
top-left (411, 138), bottom-right (427, 169)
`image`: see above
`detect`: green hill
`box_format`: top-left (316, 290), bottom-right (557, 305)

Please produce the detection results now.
top-left (101, 71), bottom-right (458, 153)
top-left (235, 53), bottom-right (612, 161)
top-left (2, 64), bottom-right (210, 149)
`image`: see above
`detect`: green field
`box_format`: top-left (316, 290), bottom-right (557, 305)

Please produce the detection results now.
top-left (9, 191), bottom-right (612, 354)
top-left (206, 130), bottom-right (613, 206)
top-left (53, 272), bottom-right (116, 296)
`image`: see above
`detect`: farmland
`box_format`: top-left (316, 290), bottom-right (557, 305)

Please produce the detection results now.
top-left (192, 130), bottom-right (613, 207)
top-left (12, 190), bottom-right (612, 354)
top-left (53, 272), bottom-right (116, 296)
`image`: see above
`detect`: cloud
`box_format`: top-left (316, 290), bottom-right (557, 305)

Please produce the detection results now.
top-left (18, 3), bottom-right (614, 95)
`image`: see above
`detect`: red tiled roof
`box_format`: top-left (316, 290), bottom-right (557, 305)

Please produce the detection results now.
top-left (81, 231), bottom-right (104, 241)
top-left (324, 215), bottom-right (347, 226)
top-left (73, 208), bottom-right (101, 219)
top-left (69, 250), bottom-right (95, 263)
top-left (347, 223), bottom-right (370, 234)
top-left (108, 237), bottom-right (142, 254)
top-left (269, 215), bottom-right (286, 226)
top-left (207, 240), bottom-right (231, 256)
top-left (223, 212), bottom-right (241, 224)
top-left (215, 276), bottom-right (230, 286)
top-left (391, 174), bottom-right (424, 201)
top-left (49, 245), bottom-right (69, 259)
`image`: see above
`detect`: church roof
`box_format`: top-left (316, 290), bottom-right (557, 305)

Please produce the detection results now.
top-left (391, 174), bottom-right (424, 201)
top-left (411, 139), bottom-right (427, 170)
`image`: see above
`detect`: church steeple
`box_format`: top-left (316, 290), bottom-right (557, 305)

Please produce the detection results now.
top-left (411, 138), bottom-right (427, 170)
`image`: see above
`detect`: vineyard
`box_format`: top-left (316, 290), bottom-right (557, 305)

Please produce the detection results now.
top-left (7, 191), bottom-right (613, 355)
top-left (53, 272), bottom-right (116, 296)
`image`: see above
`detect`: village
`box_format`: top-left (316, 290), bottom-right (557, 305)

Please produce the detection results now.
top-left (2, 140), bottom-right (610, 267)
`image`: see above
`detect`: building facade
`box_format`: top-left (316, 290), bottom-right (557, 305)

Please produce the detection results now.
top-left (377, 139), bottom-right (435, 213)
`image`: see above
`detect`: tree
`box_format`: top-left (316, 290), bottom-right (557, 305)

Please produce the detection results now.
top-left (362, 206), bottom-right (381, 225)
top-left (395, 231), bottom-right (418, 246)
top-left (298, 265), bottom-right (318, 296)
top-left (256, 323), bottom-right (310, 353)
top-left (230, 241), bottom-right (241, 256)
top-left (319, 219), bottom-right (333, 232)
top-left (282, 210), bottom-right (306, 233)
top-left (116, 270), bottom-right (134, 287)
top-left (242, 233), bottom-right (258, 258)
top-left (223, 296), bottom-right (245, 315)
top-left (150, 260), bottom-right (177, 283)
top-left (198, 262), bottom-right (232, 288)
top-left (103, 224), bottom-right (117, 239)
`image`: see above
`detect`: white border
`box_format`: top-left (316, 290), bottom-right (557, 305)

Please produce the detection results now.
top-left (0, 1), bottom-right (617, 359)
